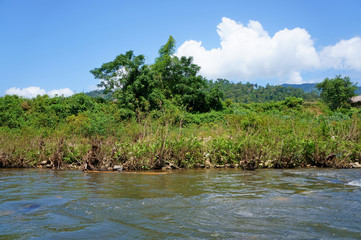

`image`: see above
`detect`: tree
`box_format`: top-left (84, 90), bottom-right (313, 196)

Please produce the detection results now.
top-left (152, 36), bottom-right (223, 112)
top-left (90, 36), bottom-right (223, 112)
top-left (0, 95), bottom-right (26, 128)
top-left (90, 51), bottom-right (161, 111)
top-left (153, 36), bottom-right (208, 111)
top-left (316, 75), bottom-right (357, 110)
top-left (90, 51), bottom-right (146, 92)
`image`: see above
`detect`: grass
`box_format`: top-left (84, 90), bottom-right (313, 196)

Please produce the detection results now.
top-left (1, 100), bottom-right (360, 170)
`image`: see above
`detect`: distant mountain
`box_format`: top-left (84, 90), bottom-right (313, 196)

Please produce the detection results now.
top-left (209, 79), bottom-right (319, 103)
top-left (281, 83), bottom-right (318, 93)
top-left (281, 83), bottom-right (361, 95)
top-left (84, 89), bottom-right (112, 100)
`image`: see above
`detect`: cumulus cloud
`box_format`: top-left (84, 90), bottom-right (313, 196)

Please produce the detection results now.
top-left (6, 87), bottom-right (46, 98)
top-left (5, 87), bottom-right (74, 98)
top-left (176, 17), bottom-right (361, 84)
top-left (47, 88), bottom-right (74, 97)
top-left (320, 37), bottom-right (361, 70)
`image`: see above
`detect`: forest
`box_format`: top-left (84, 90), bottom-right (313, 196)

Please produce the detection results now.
top-left (1, 36), bottom-right (360, 170)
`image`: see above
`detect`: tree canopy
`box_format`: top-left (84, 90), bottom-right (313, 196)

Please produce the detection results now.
top-left (316, 75), bottom-right (357, 110)
top-left (90, 36), bottom-right (223, 112)
top-left (208, 79), bottom-right (319, 103)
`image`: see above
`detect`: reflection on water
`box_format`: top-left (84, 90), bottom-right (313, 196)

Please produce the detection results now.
top-left (0, 168), bottom-right (360, 239)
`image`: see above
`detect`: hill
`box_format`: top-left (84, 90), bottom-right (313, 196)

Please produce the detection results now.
top-left (281, 83), bottom-right (318, 93)
top-left (210, 79), bottom-right (319, 103)
top-left (84, 89), bottom-right (112, 100)
top-left (282, 83), bottom-right (361, 95)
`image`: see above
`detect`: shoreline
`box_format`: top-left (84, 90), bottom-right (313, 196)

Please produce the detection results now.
top-left (1, 160), bottom-right (361, 171)
top-left (2, 99), bottom-right (361, 172)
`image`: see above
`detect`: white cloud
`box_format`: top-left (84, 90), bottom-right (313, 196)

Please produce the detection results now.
top-left (6, 87), bottom-right (46, 98)
top-left (5, 87), bottom-right (74, 98)
top-left (47, 88), bottom-right (74, 97)
top-left (176, 17), bottom-right (361, 84)
top-left (320, 37), bottom-right (361, 70)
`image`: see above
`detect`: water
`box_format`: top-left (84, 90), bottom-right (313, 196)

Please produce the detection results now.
top-left (0, 168), bottom-right (360, 239)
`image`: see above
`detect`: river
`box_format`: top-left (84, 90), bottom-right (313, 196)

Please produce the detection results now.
top-left (0, 168), bottom-right (360, 239)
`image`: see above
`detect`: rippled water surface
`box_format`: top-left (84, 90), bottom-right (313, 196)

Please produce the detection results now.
top-left (0, 168), bottom-right (360, 239)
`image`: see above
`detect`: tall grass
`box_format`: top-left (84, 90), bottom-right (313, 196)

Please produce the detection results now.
top-left (1, 97), bottom-right (360, 170)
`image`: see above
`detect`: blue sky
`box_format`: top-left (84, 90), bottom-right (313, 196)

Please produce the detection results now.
top-left (1, 0), bottom-right (361, 97)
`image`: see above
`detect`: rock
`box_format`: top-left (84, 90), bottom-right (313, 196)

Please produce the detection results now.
top-left (233, 163), bottom-right (239, 168)
top-left (100, 166), bottom-right (108, 171)
top-left (225, 164), bottom-right (231, 168)
top-left (350, 162), bottom-right (361, 168)
top-left (205, 159), bottom-right (212, 168)
top-left (113, 165), bottom-right (123, 171)
top-left (40, 160), bottom-right (48, 165)
top-left (45, 164), bottom-right (52, 168)
top-left (215, 165), bottom-right (225, 168)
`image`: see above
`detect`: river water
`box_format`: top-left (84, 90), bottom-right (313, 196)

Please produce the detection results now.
top-left (0, 168), bottom-right (360, 239)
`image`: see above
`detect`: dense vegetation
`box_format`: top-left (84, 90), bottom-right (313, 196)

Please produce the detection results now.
top-left (316, 75), bottom-right (358, 110)
top-left (90, 36), bottom-right (223, 113)
top-left (209, 79), bottom-right (319, 103)
top-left (1, 37), bottom-right (360, 170)
top-left (282, 83), bottom-right (361, 95)
top-left (85, 79), bottom-right (320, 104)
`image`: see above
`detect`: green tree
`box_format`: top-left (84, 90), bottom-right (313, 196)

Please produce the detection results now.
top-left (90, 36), bottom-right (223, 112)
top-left (153, 36), bottom-right (210, 112)
top-left (0, 95), bottom-right (26, 128)
top-left (316, 75), bottom-right (357, 110)
top-left (207, 85), bottom-right (224, 111)
top-left (90, 51), bottom-right (160, 111)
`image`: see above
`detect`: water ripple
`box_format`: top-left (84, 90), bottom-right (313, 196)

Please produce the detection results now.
top-left (0, 168), bottom-right (360, 239)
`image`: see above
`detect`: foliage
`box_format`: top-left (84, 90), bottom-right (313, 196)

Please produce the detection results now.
top-left (1, 91), bottom-right (360, 169)
top-left (1, 37), bottom-right (360, 170)
top-left (209, 79), bottom-right (319, 103)
top-left (316, 75), bottom-right (357, 110)
top-left (0, 95), bottom-right (26, 128)
top-left (90, 36), bottom-right (223, 113)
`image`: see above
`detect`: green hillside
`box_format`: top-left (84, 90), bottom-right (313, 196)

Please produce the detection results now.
top-left (282, 83), bottom-right (361, 95)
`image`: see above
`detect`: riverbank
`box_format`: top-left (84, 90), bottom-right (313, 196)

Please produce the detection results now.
top-left (1, 108), bottom-right (361, 171)
top-left (7, 159), bottom-right (361, 172)
top-left (1, 95), bottom-right (361, 171)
